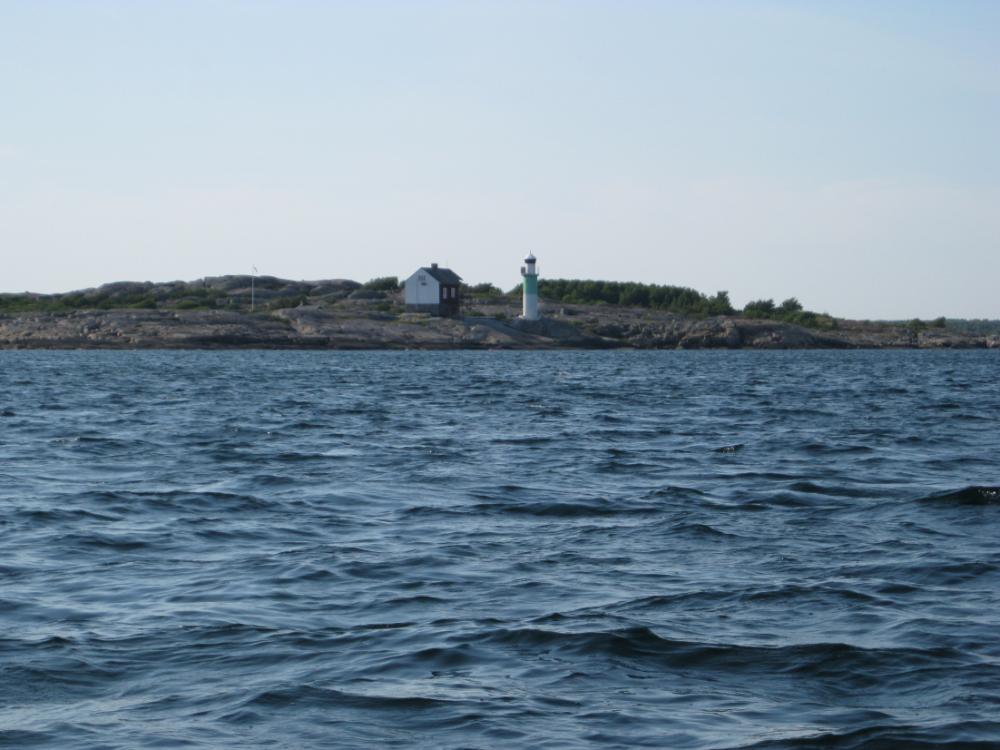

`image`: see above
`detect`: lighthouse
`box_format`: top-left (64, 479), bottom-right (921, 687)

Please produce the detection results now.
top-left (521, 253), bottom-right (539, 320)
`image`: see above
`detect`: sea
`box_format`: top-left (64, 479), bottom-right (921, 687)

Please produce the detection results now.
top-left (1, 349), bottom-right (998, 750)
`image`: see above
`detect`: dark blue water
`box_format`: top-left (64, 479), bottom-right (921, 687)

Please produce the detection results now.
top-left (1, 350), bottom-right (999, 749)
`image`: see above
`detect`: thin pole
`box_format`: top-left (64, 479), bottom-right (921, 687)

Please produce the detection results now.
top-left (251, 265), bottom-right (257, 312)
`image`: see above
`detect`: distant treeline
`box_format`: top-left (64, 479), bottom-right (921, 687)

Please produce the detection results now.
top-left (533, 279), bottom-right (736, 316)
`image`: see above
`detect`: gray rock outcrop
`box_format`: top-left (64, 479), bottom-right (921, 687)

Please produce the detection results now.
top-left (1, 276), bottom-right (996, 350)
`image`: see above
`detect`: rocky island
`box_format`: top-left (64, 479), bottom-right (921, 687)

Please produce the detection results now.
top-left (1, 276), bottom-right (997, 350)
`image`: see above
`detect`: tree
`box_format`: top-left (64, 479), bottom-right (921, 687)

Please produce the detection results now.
top-left (779, 297), bottom-right (803, 314)
top-left (708, 291), bottom-right (734, 315)
top-left (743, 299), bottom-right (776, 318)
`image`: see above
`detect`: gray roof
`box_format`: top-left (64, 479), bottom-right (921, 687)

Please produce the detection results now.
top-left (422, 266), bottom-right (462, 285)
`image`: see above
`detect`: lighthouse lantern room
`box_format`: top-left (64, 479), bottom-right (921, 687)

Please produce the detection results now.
top-left (520, 253), bottom-right (539, 320)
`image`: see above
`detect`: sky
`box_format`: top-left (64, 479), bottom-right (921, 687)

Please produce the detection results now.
top-left (1, 1), bottom-right (998, 319)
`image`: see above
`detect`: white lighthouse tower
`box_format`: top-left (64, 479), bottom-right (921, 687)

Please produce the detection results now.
top-left (521, 253), bottom-right (539, 320)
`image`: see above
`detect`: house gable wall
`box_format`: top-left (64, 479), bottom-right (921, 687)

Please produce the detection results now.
top-left (404, 270), bottom-right (441, 306)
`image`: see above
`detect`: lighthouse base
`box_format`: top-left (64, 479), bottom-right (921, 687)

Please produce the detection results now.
top-left (522, 296), bottom-right (539, 321)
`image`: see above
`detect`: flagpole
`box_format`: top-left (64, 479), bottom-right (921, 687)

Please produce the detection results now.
top-left (251, 266), bottom-right (257, 312)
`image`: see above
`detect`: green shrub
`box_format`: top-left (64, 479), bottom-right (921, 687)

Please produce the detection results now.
top-left (779, 297), bottom-right (803, 314)
top-left (743, 299), bottom-right (776, 318)
top-left (363, 276), bottom-right (400, 291)
top-left (465, 282), bottom-right (503, 296)
top-left (536, 279), bottom-right (735, 315)
top-left (741, 298), bottom-right (835, 328)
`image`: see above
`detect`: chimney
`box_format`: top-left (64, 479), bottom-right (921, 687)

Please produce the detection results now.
top-left (431, 263), bottom-right (438, 269)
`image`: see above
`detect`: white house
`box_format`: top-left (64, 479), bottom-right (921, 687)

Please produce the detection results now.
top-left (404, 263), bottom-right (462, 316)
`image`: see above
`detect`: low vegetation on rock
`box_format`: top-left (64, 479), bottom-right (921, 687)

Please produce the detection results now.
top-left (0, 277), bottom-right (365, 314)
top-left (361, 276), bottom-right (401, 291)
top-left (535, 279), bottom-right (735, 316)
top-left (741, 297), bottom-right (838, 329)
top-left (1, 274), bottom-right (996, 349)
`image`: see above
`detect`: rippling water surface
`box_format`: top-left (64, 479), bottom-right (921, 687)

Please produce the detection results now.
top-left (1, 350), bottom-right (999, 749)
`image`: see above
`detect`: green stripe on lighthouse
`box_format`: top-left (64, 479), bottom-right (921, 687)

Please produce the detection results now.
top-left (524, 275), bottom-right (538, 295)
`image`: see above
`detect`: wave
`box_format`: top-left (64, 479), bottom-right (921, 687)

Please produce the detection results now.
top-left (470, 626), bottom-right (966, 680)
top-left (0, 659), bottom-right (126, 703)
top-left (0, 729), bottom-right (53, 747)
top-left (55, 532), bottom-right (151, 551)
top-left (918, 486), bottom-right (1000, 505)
top-left (665, 521), bottom-right (738, 538)
top-left (799, 442), bottom-right (874, 455)
top-left (788, 481), bottom-right (870, 497)
top-left (595, 459), bottom-right (665, 474)
top-left (739, 583), bottom-right (885, 605)
top-left (472, 499), bottom-right (660, 517)
top-left (243, 685), bottom-right (458, 711)
top-left (381, 594), bottom-right (449, 606)
top-left (0, 565), bottom-right (28, 580)
top-left (13, 507), bottom-right (121, 523)
top-left (610, 590), bottom-right (741, 612)
top-left (741, 493), bottom-right (833, 509)
top-left (69, 489), bottom-right (273, 512)
top-left (643, 485), bottom-right (714, 501)
top-left (729, 720), bottom-right (1000, 749)
top-left (490, 436), bottom-right (554, 445)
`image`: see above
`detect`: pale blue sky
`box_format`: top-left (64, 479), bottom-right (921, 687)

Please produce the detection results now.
top-left (2, 1), bottom-right (998, 318)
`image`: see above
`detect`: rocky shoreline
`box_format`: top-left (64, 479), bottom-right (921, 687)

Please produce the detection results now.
top-left (1, 305), bottom-right (997, 350)
top-left (2, 276), bottom-right (996, 350)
